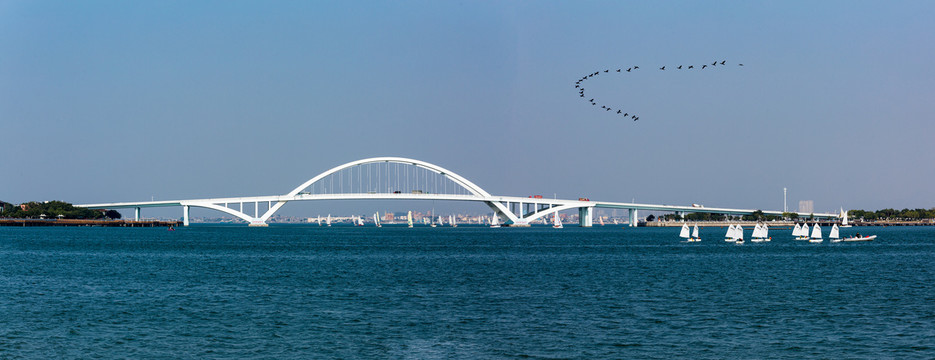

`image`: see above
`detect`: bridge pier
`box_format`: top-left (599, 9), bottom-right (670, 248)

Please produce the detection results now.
top-left (183, 205), bottom-right (190, 226)
top-left (579, 207), bottom-right (593, 227)
top-left (629, 208), bottom-right (638, 227)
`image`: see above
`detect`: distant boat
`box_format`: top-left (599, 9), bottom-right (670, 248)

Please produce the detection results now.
top-left (317, 215), bottom-right (322, 226)
top-left (407, 211), bottom-right (413, 228)
top-left (599, 216), bottom-right (605, 226)
top-left (326, 214), bottom-right (331, 227)
top-left (792, 223), bottom-right (809, 240)
top-left (553, 212), bottom-right (563, 229)
top-left (679, 223), bottom-right (691, 241)
top-left (613, 218), bottom-right (619, 225)
top-left (490, 213), bottom-right (500, 228)
top-left (751, 223), bottom-right (769, 242)
top-left (450, 215), bottom-right (457, 227)
top-left (809, 224), bottom-right (823, 243)
top-left (829, 224), bottom-right (841, 242)
top-left (725, 224), bottom-right (739, 242)
top-left (691, 224), bottom-right (701, 242)
top-left (840, 208), bottom-right (852, 228)
top-left (843, 234), bottom-right (877, 242)
top-left (374, 212), bottom-right (381, 227)
top-left (734, 225), bottom-right (744, 244)
top-left (357, 216), bottom-right (364, 226)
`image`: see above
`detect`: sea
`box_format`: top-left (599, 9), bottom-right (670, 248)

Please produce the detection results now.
top-left (1, 224), bottom-right (933, 359)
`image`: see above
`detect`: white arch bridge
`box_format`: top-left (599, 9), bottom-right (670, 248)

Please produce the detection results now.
top-left (79, 157), bottom-right (838, 227)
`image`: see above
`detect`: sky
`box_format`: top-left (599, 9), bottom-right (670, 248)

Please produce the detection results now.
top-left (2, 1), bottom-right (934, 219)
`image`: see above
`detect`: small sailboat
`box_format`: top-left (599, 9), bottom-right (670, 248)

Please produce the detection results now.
top-left (450, 215), bottom-right (457, 227)
top-left (725, 224), bottom-right (739, 242)
top-left (840, 208), bottom-right (852, 228)
top-left (691, 224), bottom-right (701, 242)
top-left (829, 224), bottom-right (841, 242)
top-left (679, 223), bottom-right (691, 241)
top-left (407, 211), bottom-right (413, 228)
top-left (599, 216), bottom-right (605, 226)
top-left (613, 218), bottom-right (619, 225)
top-left (552, 212), bottom-right (563, 229)
top-left (374, 212), bottom-right (381, 227)
top-left (734, 225), bottom-right (744, 244)
top-left (490, 213), bottom-right (500, 228)
top-left (808, 223), bottom-right (823, 243)
top-left (751, 223), bottom-right (769, 242)
top-left (792, 223), bottom-right (809, 240)
top-left (317, 215), bottom-right (322, 226)
top-left (357, 216), bottom-right (365, 226)
top-left (326, 214), bottom-right (331, 227)
top-left (437, 215), bottom-right (443, 227)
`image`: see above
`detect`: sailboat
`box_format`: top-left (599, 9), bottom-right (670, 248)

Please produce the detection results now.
top-left (599, 216), bottom-right (605, 226)
top-left (691, 224), bottom-right (701, 242)
top-left (437, 215), bottom-right (443, 227)
top-left (808, 223), bottom-right (823, 243)
top-left (829, 224), bottom-right (841, 242)
top-left (317, 215), bottom-right (322, 226)
top-left (751, 223), bottom-right (769, 242)
top-left (724, 224), bottom-right (737, 242)
top-left (326, 214), bottom-right (331, 227)
top-left (679, 223), bottom-right (691, 241)
top-left (840, 208), bottom-right (852, 227)
top-left (792, 223), bottom-right (809, 240)
top-left (374, 212), bottom-right (381, 227)
top-left (449, 215), bottom-right (457, 227)
top-left (613, 218), bottom-right (619, 225)
top-left (734, 225), bottom-right (744, 244)
top-left (357, 216), bottom-right (365, 226)
top-left (407, 211), bottom-right (413, 228)
top-left (552, 212), bottom-right (563, 229)
top-left (490, 213), bottom-right (500, 228)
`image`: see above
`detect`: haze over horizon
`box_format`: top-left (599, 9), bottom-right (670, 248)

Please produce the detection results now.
top-left (3, 1), bottom-right (934, 219)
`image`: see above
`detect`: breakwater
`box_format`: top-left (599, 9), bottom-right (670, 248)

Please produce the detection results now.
top-left (0, 219), bottom-right (180, 227)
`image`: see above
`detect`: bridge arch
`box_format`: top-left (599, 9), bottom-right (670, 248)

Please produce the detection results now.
top-left (286, 157), bottom-right (494, 198)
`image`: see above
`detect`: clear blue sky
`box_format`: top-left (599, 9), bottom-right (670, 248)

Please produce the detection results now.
top-left (2, 1), bottom-right (933, 218)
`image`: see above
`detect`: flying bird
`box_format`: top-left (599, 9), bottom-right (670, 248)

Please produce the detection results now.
top-left (738, 63), bottom-right (744, 66)
top-left (604, 70), bottom-right (609, 73)
top-left (660, 66), bottom-right (665, 70)
top-left (617, 110), bottom-right (622, 114)
top-left (633, 66), bottom-right (639, 69)
top-left (702, 64), bottom-right (707, 69)
top-left (712, 61), bottom-right (717, 66)
top-left (623, 113), bottom-right (628, 117)
top-left (616, 69), bottom-right (621, 72)
top-left (677, 65), bottom-right (682, 69)
top-left (688, 65), bottom-right (694, 69)
top-left (720, 61), bottom-right (726, 65)
top-left (626, 68), bottom-right (631, 72)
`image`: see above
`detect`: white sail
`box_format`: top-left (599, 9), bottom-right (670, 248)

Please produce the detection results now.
top-left (810, 224), bottom-right (822, 239)
top-left (358, 216), bottom-right (364, 226)
top-left (792, 223), bottom-right (801, 236)
top-left (679, 224), bottom-right (690, 239)
top-left (762, 224), bottom-right (769, 238)
top-left (752, 223), bottom-right (764, 238)
top-left (374, 212), bottom-right (381, 227)
top-left (407, 211), bottom-right (413, 227)
top-left (692, 224), bottom-right (699, 239)
top-left (317, 215), bottom-right (321, 226)
top-left (553, 212), bottom-right (563, 228)
top-left (490, 213), bottom-right (500, 227)
top-left (725, 224), bottom-right (735, 240)
top-left (451, 215), bottom-right (456, 227)
top-left (829, 224), bottom-right (840, 239)
top-left (326, 214), bottom-right (331, 226)
top-left (735, 225), bottom-right (744, 240)
top-left (599, 216), bottom-right (605, 226)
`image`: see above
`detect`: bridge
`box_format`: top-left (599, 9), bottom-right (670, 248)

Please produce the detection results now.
top-left (78, 157), bottom-right (839, 227)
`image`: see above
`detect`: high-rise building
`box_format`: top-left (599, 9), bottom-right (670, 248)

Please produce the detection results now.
top-left (798, 200), bottom-right (814, 214)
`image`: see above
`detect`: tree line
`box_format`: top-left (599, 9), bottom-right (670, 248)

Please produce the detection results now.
top-left (848, 208), bottom-right (935, 221)
top-left (0, 200), bottom-right (121, 219)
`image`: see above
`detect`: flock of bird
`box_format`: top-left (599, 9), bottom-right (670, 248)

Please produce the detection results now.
top-left (575, 60), bottom-right (743, 121)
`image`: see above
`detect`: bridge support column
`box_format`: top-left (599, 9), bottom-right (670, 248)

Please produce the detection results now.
top-left (629, 209), bottom-right (638, 227)
top-left (183, 205), bottom-right (190, 226)
top-left (579, 207), bottom-right (593, 227)
top-left (134, 207), bottom-right (140, 221)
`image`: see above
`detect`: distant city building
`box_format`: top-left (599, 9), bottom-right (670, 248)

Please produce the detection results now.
top-left (798, 200), bottom-right (814, 214)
